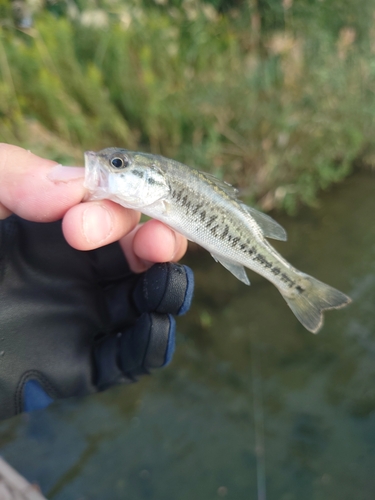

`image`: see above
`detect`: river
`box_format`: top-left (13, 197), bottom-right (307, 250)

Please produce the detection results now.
top-left (0, 172), bottom-right (374, 500)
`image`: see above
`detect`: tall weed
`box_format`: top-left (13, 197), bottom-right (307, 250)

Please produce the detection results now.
top-left (0, 1), bottom-right (374, 211)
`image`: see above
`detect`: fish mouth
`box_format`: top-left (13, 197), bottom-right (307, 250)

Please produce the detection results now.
top-left (83, 150), bottom-right (109, 201)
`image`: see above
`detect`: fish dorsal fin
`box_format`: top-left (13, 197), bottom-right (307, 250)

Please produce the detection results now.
top-left (240, 204), bottom-right (287, 241)
top-left (199, 169), bottom-right (287, 241)
top-left (211, 253), bottom-right (250, 285)
top-left (199, 171), bottom-right (239, 199)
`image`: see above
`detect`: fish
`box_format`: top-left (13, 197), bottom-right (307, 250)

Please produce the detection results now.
top-left (84, 147), bottom-right (351, 333)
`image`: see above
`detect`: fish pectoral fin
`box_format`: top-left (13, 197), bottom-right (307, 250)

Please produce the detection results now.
top-left (210, 253), bottom-right (250, 285)
top-left (149, 199), bottom-right (170, 215)
top-left (241, 204), bottom-right (287, 241)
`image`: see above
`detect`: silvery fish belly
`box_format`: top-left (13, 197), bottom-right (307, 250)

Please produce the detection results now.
top-left (84, 147), bottom-right (351, 333)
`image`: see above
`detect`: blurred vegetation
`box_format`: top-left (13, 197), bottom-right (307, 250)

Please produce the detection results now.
top-left (1, 0), bottom-right (375, 212)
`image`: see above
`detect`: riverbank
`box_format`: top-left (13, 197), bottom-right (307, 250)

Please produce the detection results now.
top-left (1, 0), bottom-right (375, 213)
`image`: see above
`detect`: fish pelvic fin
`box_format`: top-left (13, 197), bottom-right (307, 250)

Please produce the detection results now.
top-left (280, 273), bottom-right (351, 333)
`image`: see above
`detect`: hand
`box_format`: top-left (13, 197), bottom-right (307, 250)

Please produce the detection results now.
top-left (0, 144), bottom-right (187, 270)
top-left (0, 144), bottom-right (193, 419)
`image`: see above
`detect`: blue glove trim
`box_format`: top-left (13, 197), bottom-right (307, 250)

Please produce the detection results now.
top-left (177, 265), bottom-right (194, 316)
top-left (163, 314), bottom-right (176, 366)
top-left (23, 379), bottom-right (54, 412)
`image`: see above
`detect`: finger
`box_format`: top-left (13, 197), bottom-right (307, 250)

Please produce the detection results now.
top-left (120, 313), bottom-right (176, 373)
top-left (62, 200), bottom-right (141, 251)
top-left (0, 202), bottom-right (12, 220)
top-left (103, 263), bottom-right (194, 331)
top-left (119, 219), bottom-right (188, 273)
top-left (133, 263), bottom-right (194, 316)
top-left (0, 144), bottom-right (86, 221)
top-left (94, 313), bottom-right (175, 389)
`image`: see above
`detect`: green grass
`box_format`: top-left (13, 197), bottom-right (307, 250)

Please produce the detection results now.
top-left (1, 1), bottom-right (375, 212)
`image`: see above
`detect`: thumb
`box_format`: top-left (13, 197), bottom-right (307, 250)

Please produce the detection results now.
top-left (0, 143), bottom-right (85, 222)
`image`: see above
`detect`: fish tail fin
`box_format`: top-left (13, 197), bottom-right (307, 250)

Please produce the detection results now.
top-left (281, 273), bottom-right (351, 333)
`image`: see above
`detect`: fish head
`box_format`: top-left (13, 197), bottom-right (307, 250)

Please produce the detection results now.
top-left (84, 148), bottom-right (169, 209)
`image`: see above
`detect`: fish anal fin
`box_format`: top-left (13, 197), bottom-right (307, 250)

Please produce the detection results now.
top-left (241, 204), bottom-right (287, 241)
top-left (211, 253), bottom-right (250, 285)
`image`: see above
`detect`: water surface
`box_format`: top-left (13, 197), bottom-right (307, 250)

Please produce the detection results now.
top-left (0, 172), bottom-right (374, 500)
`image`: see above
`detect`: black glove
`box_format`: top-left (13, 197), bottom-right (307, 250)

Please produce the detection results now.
top-left (0, 215), bottom-right (194, 420)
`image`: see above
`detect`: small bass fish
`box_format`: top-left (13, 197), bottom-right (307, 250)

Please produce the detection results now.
top-left (84, 148), bottom-right (351, 333)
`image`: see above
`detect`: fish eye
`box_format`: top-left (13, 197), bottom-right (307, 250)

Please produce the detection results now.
top-left (110, 156), bottom-right (129, 169)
